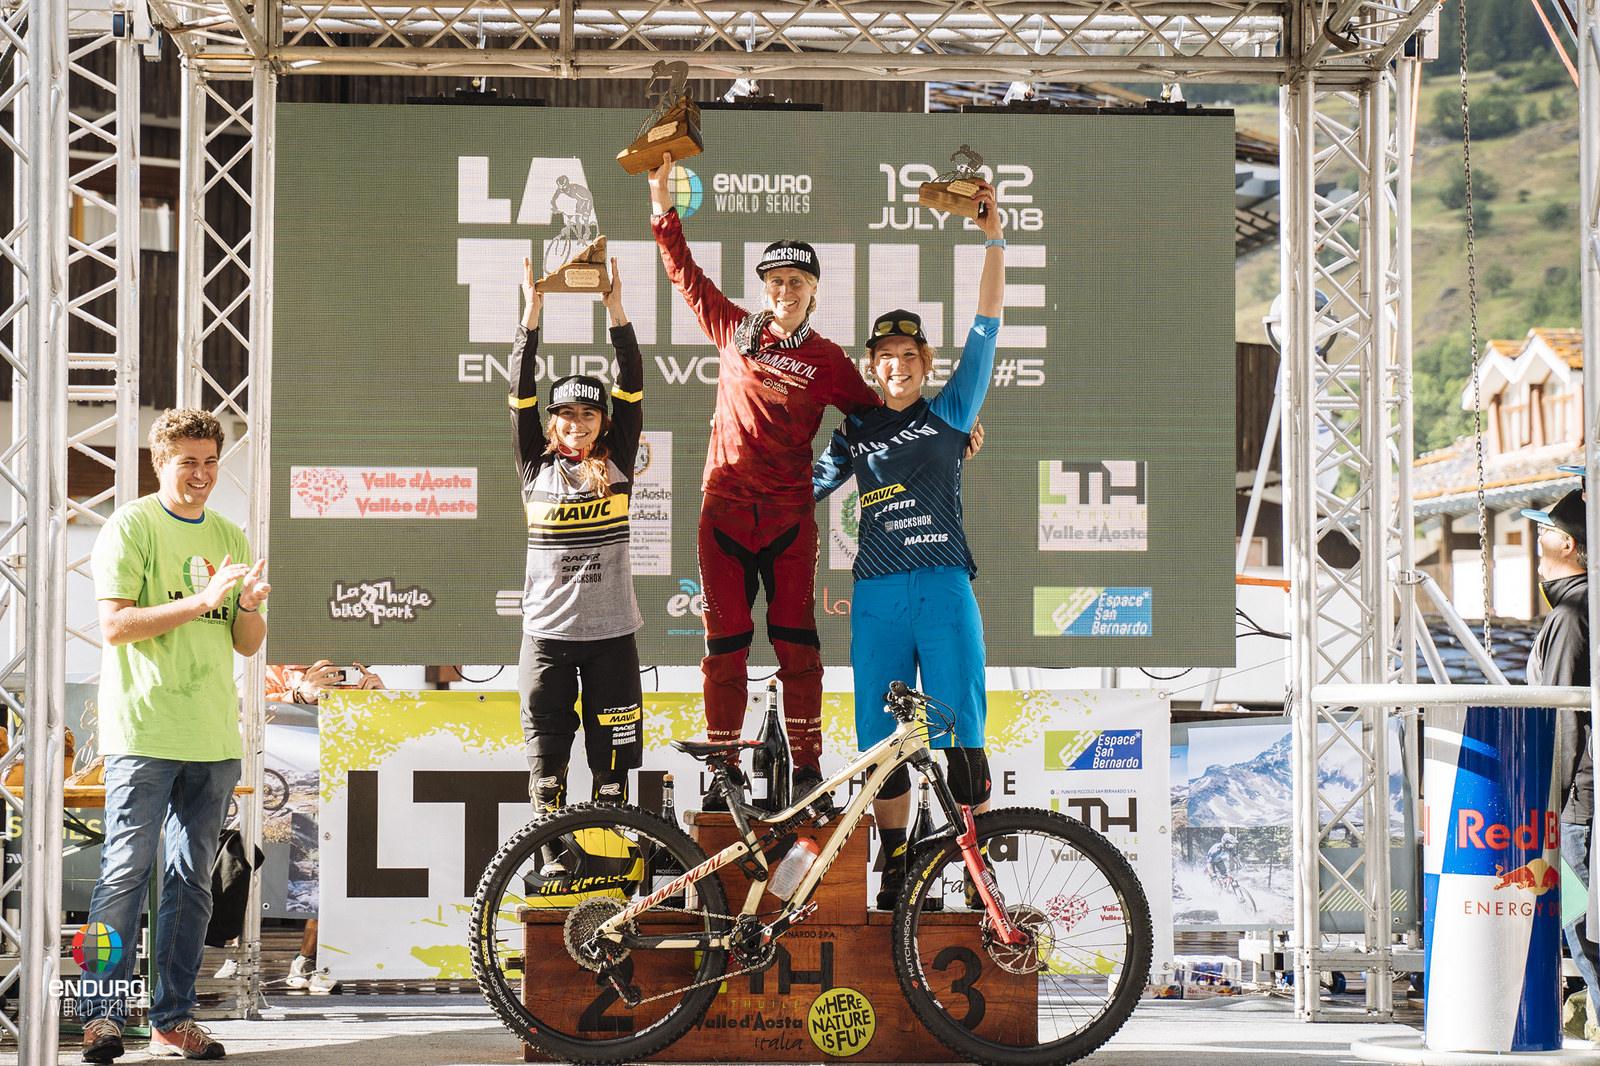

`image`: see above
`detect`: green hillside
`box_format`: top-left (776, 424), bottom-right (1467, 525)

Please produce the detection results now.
top-left (1233, 55), bottom-right (1580, 454)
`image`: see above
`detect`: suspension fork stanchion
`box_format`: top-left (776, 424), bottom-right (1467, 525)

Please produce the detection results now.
top-left (914, 755), bottom-right (1027, 946)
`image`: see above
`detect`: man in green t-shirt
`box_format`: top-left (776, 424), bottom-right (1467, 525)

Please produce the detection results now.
top-left (79, 409), bottom-right (270, 1063)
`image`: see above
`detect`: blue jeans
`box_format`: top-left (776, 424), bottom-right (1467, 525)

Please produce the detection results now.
top-left (1562, 821), bottom-right (1600, 1009)
top-left (78, 756), bottom-right (239, 1029)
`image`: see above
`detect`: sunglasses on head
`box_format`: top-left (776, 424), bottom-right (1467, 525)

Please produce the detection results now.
top-left (874, 319), bottom-right (922, 338)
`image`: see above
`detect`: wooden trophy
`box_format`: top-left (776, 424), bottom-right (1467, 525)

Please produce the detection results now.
top-left (918, 144), bottom-right (990, 219)
top-left (536, 173), bottom-right (611, 293)
top-left (617, 60), bottom-right (704, 175)
top-left (535, 235), bottom-right (611, 294)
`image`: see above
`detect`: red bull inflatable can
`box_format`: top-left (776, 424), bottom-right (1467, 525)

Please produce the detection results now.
top-left (1422, 704), bottom-right (1561, 1052)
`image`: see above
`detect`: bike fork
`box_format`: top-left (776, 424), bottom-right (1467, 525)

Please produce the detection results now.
top-left (953, 807), bottom-right (1026, 946)
top-left (917, 756), bottom-right (1026, 947)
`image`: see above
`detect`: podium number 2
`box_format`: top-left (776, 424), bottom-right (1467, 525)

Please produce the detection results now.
top-left (932, 946), bottom-right (986, 1029)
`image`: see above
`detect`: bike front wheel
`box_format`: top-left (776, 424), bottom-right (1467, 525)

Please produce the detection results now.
top-left (468, 803), bottom-right (731, 1064)
top-left (892, 807), bottom-right (1152, 1066)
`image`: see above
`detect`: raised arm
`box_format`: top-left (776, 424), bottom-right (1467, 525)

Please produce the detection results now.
top-left (509, 257), bottom-right (546, 483)
top-left (933, 185), bottom-right (1004, 433)
top-left (602, 258), bottom-right (645, 473)
top-left (648, 152), bottom-right (745, 349)
top-left (813, 425), bottom-right (853, 501)
top-left (974, 184), bottom-right (1006, 319)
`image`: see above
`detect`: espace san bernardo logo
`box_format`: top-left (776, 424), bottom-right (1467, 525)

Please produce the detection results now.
top-left (1045, 730), bottom-right (1144, 771)
top-left (53, 922), bottom-right (148, 1017)
top-left (1033, 587), bottom-right (1153, 637)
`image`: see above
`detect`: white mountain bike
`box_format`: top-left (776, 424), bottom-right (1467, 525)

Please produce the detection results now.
top-left (469, 681), bottom-right (1152, 1065)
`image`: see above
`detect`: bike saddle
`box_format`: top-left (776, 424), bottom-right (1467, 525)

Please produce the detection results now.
top-left (670, 738), bottom-right (760, 762)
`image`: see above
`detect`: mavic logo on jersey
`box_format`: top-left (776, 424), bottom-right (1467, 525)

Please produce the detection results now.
top-left (859, 484), bottom-right (905, 509)
top-left (527, 496), bottom-right (629, 526)
top-left (1033, 587), bottom-right (1152, 637)
top-left (1044, 730), bottom-right (1143, 771)
top-left (594, 705), bottom-right (643, 727)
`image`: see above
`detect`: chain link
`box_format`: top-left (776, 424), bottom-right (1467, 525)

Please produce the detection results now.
top-left (1458, 0), bottom-right (1492, 655)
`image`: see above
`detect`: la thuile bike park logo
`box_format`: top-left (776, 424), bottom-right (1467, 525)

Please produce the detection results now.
top-left (53, 922), bottom-right (149, 1016)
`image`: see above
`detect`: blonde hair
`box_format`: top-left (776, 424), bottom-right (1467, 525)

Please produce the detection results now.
top-left (149, 409), bottom-right (225, 471)
top-left (544, 413), bottom-right (613, 496)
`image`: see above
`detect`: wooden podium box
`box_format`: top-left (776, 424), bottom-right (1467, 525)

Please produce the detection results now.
top-left (520, 810), bottom-right (1037, 1062)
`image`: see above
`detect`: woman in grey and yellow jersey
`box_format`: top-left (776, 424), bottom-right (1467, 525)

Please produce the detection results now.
top-left (508, 255), bottom-right (644, 871)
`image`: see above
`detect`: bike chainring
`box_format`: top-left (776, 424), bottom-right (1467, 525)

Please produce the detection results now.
top-left (563, 896), bottom-right (634, 972)
top-left (729, 915), bottom-right (779, 972)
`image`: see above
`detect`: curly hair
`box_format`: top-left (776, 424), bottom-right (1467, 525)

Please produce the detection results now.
top-left (149, 408), bottom-right (226, 471)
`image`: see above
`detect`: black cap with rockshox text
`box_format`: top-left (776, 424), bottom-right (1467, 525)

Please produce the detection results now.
top-left (756, 240), bottom-right (821, 280)
top-left (545, 375), bottom-right (608, 415)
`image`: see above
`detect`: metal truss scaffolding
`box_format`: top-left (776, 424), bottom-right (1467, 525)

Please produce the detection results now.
top-left (175, 51), bottom-right (277, 1017)
top-left (1279, 59), bottom-right (1415, 1019)
top-left (1582, 0), bottom-right (1600, 946)
top-left (8, 0), bottom-right (1457, 1053)
top-left (5, 0), bottom-right (69, 1059)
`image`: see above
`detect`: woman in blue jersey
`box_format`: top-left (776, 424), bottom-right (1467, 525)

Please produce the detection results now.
top-left (813, 184), bottom-right (1005, 909)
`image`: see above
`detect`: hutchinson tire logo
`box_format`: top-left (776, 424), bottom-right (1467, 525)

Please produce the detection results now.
top-left (72, 922), bottom-right (124, 975)
top-left (807, 986), bottom-right (875, 1057)
top-left (183, 556), bottom-right (215, 595)
top-left (668, 165), bottom-right (704, 218)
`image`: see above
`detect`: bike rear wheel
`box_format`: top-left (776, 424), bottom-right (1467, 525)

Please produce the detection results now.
top-left (892, 807), bottom-right (1152, 1066)
top-left (468, 803), bottom-right (731, 1064)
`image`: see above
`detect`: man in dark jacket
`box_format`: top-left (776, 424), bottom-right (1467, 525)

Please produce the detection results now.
top-left (1522, 488), bottom-right (1595, 1035)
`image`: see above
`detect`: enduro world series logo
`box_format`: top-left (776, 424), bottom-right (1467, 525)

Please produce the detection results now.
top-left (53, 922), bottom-right (148, 1017)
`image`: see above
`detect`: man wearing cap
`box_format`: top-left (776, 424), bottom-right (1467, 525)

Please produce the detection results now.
top-left (509, 255), bottom-right (646, 836)
top-left (646, 153), bottom-right (881, 803)
top-left (1522, 489), bottom-right (1599, 1035)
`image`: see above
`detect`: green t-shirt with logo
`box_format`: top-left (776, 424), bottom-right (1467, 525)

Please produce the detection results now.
top-left (92, 495), bottom-right (253, 761)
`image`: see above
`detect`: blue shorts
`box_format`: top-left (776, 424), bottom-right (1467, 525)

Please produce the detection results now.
top-left (851, 566), bottom-right (987, 751)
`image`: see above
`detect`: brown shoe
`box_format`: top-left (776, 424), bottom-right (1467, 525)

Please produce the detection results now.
top-left (81, 1018), bottom-right (124, 1063)
top-left (150, 1018), bottom-right (225, 1060)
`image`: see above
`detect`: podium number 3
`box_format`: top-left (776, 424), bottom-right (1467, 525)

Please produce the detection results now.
top-left (931, 946), bottom-right (986, 1029)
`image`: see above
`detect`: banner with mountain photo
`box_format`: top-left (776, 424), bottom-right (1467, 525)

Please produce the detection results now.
top-left (1170, 716), bottom-right (1415, 932)
top-left (269, 103), bottom-right (1236, 668)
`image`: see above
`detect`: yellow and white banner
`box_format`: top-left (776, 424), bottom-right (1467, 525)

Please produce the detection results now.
top-left (318, 688), bottom-right (1171, 979)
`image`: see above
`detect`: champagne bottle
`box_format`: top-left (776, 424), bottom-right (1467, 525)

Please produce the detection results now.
top-left (911, 780), bottom-right (943, 911)
top-left (656, 774), bottom-right (687, 907)
top-left (750, 679), bottom-right (791, 814)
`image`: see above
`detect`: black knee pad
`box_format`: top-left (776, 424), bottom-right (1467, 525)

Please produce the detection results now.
top-left (943, 748), bottom-right (991, 807)
top-left (529, 769), bottom-right (567, 813)
top-left (879, 765), bottom-right (911, 801)
top-left (591, 770), bottom-right (630, 806)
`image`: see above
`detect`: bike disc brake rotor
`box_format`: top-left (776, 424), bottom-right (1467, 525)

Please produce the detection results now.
top-left (982, 903), bottom-right (1055, 975)
top-left (563, 896), bottom-right (634, 972)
